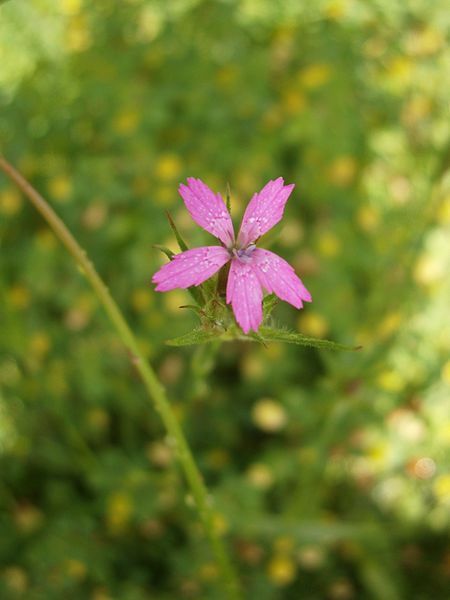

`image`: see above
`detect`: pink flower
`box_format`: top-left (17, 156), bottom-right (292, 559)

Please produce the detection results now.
top-left (152, 177), bottom-right (312, 333)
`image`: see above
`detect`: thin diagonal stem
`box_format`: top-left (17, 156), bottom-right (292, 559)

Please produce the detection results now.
top-left (0, 156), bottom-right (242, 600)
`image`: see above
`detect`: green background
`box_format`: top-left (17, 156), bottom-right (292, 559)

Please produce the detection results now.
top-left (1, 0), bottom-right (449, 598)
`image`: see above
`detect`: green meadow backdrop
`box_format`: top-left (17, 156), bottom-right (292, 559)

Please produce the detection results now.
top-left (1, 1), bottom-right (449, 598)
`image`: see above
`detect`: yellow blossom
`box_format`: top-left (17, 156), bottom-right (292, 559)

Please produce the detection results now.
top-left (267, 555), bottom-right (297, 586)
top-left (0, 188), bottom-right (22, 215)
top-left (251, 398), bottom-right (287, 433)
top-left (61, 0), bottom-right (82, 15)
top-left (433, 475), bottom-right (450, 502)
top-left (48, 175), bottom-right (72, 203)
top-left (106, 492), bottom-right (133, 534)
top-left (327, 156), bottom-right (357, 187)
top-left (246, 463), bottom-right (274, 489)
top-left (318, 232), bottom-right (341, 257)
top-left (356, 205), bottom-right (380, 232)
top-left (298, 312), bottom-right (329, 338)
top-left (377, 370), bottom-right (404, 392)
top-left (7, 285), bottom-right (31, 310)
top-left (65, 559), bottom-right (87, 581)
top-left (113, 109), bottom-right (140, 135)
top-left (299, 64), bottom-right (332, 89)
top-left (155, 154), bottom-right (182, 181)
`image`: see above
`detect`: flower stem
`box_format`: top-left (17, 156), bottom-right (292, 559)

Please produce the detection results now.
top-left (0, 156), bottom-right (242, 599)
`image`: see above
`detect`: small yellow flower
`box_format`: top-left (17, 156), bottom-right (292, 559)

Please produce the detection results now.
top-left (267, 555), bottom-right (297, 586)
top-left (251, 399), bottom-right (287, 433)
top-left (65, 559), bottom-right (87, 581)
top-left (366, 442), bottom-right (389, 466)
top-left (240, 351), bottom-right (266, 381)
top-left (3, 567), bottom-right (28, 593)
top-left (246, 463), bottom-right (274, 489)
top-left (61, 0), bottom-right (82, 15)
top-left (48, 175), bottom-right (72, 203)
top-left (106, 492), bottom-right (133, 534)
top-left (7, 285), bottom-right (31, 310)
top-left (377, 370), bottom-right (404, 392)
top-left (279, 220), bottom-right (304, 248)
top-left (327, 156), bottom-right (357, 187)
top-left (318, 232), bottom-right (341, 257)
top-left (146, 441), bottom-right (173, 468)
top-left (212, 513), bottom-right (229, 536)
top-left (405, 27), bottom-right (445, 57)
top-left (323, 0), bottom-right (349, 21)
top-left (29, 333), bottom-right (51, 359)
top-left (281, 89), bottom-right (307, 115)
top-left (414, 254), bottom-right (446, 287)
top-left (0, 188), bottom-right (22, 215)
top-left (401, 96), bottom-right (432, 127)
top-left (299, 64), bottom-right (332, 89)
top-left (298, 312), bottom-right (329, 338)
top-left (377, 312), bottom-right (402, 338)
top-left (199, 562), bottom-right (219, 581)
top-left (82, 202), bottom-right (108, 230)
top-left (384, 56), bottom-right (413, 90)
top-left (433, 475), bottom-right (450, 502)
top-left (113, 109), bottom-right (140, 135)
top-left (436, 194), bottom-right (450, 224)
top-left (298, 546), bottom-right (325, 569)
top-left (66, 15), bottom-right (92, 52)
top-left (356, 205), bottom-right (380, 232)
top-left (442, 361), bottom-right (450, 385)
top-left (155, 154), bottom-right (182, 181)
top-left (13, 504), bottom-right (43, 533)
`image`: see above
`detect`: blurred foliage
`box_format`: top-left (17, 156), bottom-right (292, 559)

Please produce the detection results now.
top-left (1, 0), bottom-right (450, 598)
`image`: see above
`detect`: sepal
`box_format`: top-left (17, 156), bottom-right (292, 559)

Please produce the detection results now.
top-left (153, 245), bottom-right (175, 260)
top-left (166, 211), bottom-right (189, 252)
top-left (262, 293), bottom-right (279, 318)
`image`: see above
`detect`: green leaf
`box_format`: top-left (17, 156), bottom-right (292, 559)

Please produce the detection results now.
top-left (262, 293), bottom-right (279, 317)
top-left (166, 210), bottom-right (189, 252)
top-left (258, 327), bottom-right (361, 351)
top-left (166, 327), bottom-right (224, 347)
top-left (187, 285), bottom-right (205, 307)
top-left (225, 182), bottom-right (231, 213)
top-left (153, 245), bottom-right (175, 260)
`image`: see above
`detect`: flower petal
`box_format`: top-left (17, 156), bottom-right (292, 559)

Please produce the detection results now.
top-left (226, 259), bottom-right (263, 333)
top-left (179, 178), bottom-right (235, 246)
top-left (252, 248), bottom-right (312, 308)
top-left (152, 246), bottom-right (230, 292)
top-left (237, 178), bottom-right (295, 246)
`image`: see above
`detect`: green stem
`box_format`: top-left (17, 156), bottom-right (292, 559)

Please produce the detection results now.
top-left (0, 156), bottom-right (242, 599)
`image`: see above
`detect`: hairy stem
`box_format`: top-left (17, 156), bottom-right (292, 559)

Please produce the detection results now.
top-left (0, 156), bottom-right (242, 599)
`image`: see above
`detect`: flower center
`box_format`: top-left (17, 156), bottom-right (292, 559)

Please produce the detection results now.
top-left (231, 243), bottom-right (256, 264)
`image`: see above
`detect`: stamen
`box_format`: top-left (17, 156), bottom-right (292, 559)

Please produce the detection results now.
top-left (232, 244), bottom-right (256, 264)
